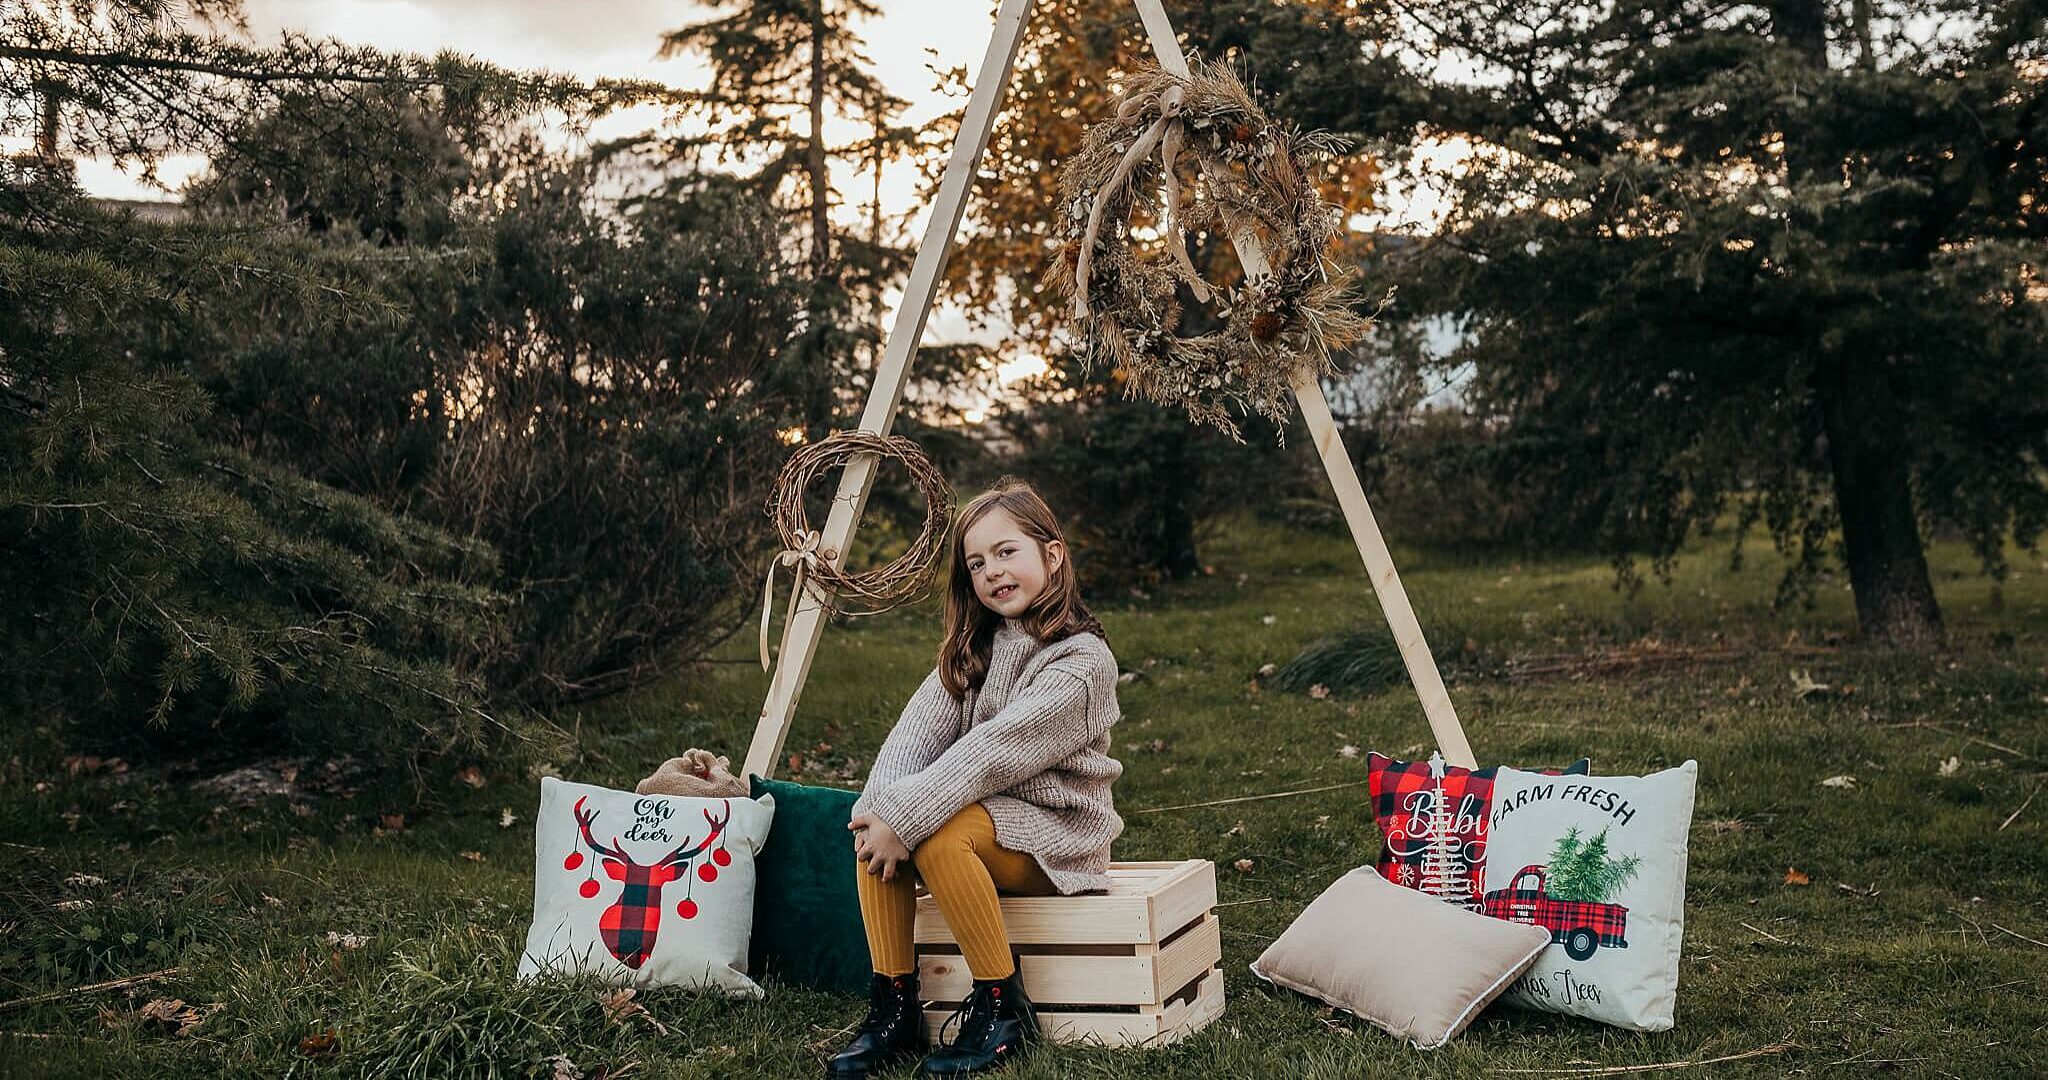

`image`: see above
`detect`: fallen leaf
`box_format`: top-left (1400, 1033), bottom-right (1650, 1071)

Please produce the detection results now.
top-left (1791, 669), bottom-right (1830, 700)
top-left (1233, 858), bottom-right (1255, 873)
top-left (1938, 756), bottom-right (1961, 777)
top-left (1784, 867), bottom-right (1811, 887)
top-left (1226, 821), bottom-right (1245, 837)
top-left (597, 988), bottom-right (640, 1025)
top-left (1308, 684), bottom-right (1330, 700)
top-left (1261, 615), bottom-right (1277, 625)
top-left (261, 893), bottom-right (284, 907)
top-left (459, 851), bottom-right (485, 863)
top-left (379, 813), bottom-right (406, 831)
top-left (546, 1054), bottom-right (583, 1080)
top-left (1256, 662), bottom-right (1278, 678)
top-left (1337, 744), bottom-right (1360, 760)
top-left (324, 931), bottom-right (368, 950)
top-left (65, 755), bottom-right (125, 777)
top-left (297, 1030), bottom-right (339, 1057)
top-left (597, 987), bottom-right (671, 1036)
top-left (1313, 815), bottom-right (1331, 829)
top-left (500, 808), bottom-right (517, 828)
top-left (139, 998), bottom-right (186, 1024)
top-left (455, 766), bottom-right (486, 789)
top-left (174, 1003), bottom-right (222, 1037)
top-left (1819, 774), bottom-right (1857, 789)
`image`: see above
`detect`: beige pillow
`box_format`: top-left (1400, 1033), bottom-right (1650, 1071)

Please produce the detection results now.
top-left (1251, 867), bottom-right (1551, 1049)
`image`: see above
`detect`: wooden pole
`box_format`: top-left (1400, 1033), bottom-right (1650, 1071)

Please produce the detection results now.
top-left (1133, 0), bottom-right (1476, 768)
top-left (744, 0), bottom-right (1039, 780)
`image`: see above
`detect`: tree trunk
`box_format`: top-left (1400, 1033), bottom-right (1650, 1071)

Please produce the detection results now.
top-left (37, 85), bottom-right (60, 158)
top-left (1774, 0), bottom-right (1943, 647)
top-left (1816, 370), bottom-right (1944, 647)
top-left (1150, 414), bottom-right (1203, 579)
top-left (806, 0), bottom-right (830, 282)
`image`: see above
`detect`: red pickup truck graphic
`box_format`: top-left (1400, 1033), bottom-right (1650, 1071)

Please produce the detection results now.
top-left (1482, 865), bottom-right (1629, 960)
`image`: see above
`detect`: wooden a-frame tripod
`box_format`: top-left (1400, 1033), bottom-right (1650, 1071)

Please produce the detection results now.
top-left (742, 0), bottom-right (1477, 780)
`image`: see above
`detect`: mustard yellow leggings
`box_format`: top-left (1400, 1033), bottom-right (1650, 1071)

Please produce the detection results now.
top-left (856, 802), bottom-right (1057, 980)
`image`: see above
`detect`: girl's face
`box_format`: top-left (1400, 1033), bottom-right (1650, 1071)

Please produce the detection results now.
top-left (961, 507), bottom-right (1063, 619)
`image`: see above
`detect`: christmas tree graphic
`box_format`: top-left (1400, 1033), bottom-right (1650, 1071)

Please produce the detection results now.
top-left (1543, 825), bottom-right (1641, 903)
top-left (1416, 753), bottom-right (1477, 908)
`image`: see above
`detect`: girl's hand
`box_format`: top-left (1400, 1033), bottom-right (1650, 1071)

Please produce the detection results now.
top-left (849, 812), bottom-right (912, 881)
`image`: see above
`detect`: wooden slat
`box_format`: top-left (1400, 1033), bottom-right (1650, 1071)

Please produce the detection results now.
top-left (921, 967), bottom-right (1226, 1048)
top-left (1150, 912), bottom-right (1222, 1003)
top-left (918, 912), bottom-right (1221, 1005)
top-left (914, 860), bottom-right (1211, 946)
top-left (1146, 859), bottom-right (1216, 941)
top-left (916, 892), bottom-right (1152, 946)
top-left (742, 0), bottom-right (1042, 780)
top-left (1130, 0), bottom-right (1477, 769)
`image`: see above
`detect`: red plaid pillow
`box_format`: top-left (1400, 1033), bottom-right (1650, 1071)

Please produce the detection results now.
top-left (1367, 752), bottom-right (1591, 909)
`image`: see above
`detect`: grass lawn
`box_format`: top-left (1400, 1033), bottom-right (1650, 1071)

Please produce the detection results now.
top-left (4, 513), bottom-right (2045, 1078)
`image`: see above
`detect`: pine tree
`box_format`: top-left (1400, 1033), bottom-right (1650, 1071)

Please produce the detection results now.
top-left (651, 0), bottom-right (934, 407)
top-left (1354, 0), bottom-right (2048, 647)
top-left (1545, 827), bottom-right (1641, 903)
top-left (1545, 827), bottom-right (1590, 898)
top-left (0, 1), bottom-right (732, 763)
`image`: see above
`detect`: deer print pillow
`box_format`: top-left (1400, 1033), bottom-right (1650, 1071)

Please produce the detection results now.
top-left (1480, 761), bottom-right (1697, 1031)
top-left (518, 776), bottom-right (777, 997)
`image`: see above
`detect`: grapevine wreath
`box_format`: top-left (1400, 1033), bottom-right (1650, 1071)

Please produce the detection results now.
top-left (758, 430), bottom-right (954, 671)
top-left (1045, 57), bottom-right (1385, 441)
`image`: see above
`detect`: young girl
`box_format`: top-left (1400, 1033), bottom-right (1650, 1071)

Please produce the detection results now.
top-left (828, 479), bottom-right (1123, 1079)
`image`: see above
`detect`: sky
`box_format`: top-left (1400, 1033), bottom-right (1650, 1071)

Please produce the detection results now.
top-left (53, 1), bottom-right (1468, 406)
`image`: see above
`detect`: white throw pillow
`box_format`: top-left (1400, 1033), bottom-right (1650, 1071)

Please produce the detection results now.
top-left (518, 776), bottom-right (775, 997)
top-left (1480, 761), bottom-right (1697, 1031)
top-left (1250, 867), bottom-right (1551, 1049)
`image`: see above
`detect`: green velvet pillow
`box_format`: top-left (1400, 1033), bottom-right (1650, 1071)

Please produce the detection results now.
top-left (747, 775), bottom-right (871, 993)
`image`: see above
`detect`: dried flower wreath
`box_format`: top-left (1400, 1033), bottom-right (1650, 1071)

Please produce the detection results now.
top-left (1044, 57), bottom-right (1383, 441)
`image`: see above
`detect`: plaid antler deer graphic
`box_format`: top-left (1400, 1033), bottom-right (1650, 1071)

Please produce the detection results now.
top-left (573, 795), bottom-right (730, 969)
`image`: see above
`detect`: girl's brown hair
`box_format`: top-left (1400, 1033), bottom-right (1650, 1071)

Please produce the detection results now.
top-left (937, 477), bottom-right (1106, 697)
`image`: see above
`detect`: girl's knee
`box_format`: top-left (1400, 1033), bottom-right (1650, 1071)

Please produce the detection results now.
top-left (916, 814), bottom-right (983, 864)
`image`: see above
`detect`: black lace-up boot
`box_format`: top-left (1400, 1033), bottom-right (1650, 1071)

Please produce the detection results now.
top-left (826, 971), bottom-right (925, 1078)
top-left (919, 971), bottom-right (1037, 1077)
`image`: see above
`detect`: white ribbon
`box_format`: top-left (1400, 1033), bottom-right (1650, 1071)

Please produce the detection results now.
top-left (760, 529), bottom-right (825, 673)
top-left (1074, 82), bottom-right (1211, 322)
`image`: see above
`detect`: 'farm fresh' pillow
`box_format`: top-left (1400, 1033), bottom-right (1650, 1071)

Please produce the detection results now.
top-left (1368, 751), bottom-right (1591, 909)
top-left (1480, 761), bottom-right (1697, 1031)
top-left (519, 776), bottom-right (776, 997)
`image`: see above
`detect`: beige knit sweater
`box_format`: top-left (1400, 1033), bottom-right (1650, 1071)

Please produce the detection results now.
top-left (852, 617), bottom-right (1124, 895)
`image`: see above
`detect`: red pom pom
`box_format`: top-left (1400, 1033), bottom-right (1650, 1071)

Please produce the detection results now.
top-left (578, 878), bottom-right (601, 899)
top-left (698, 863), bottom-right (719, 883)
top-left (676, 899), bottom-right (699, 919)
top-left (712, 848), bottom-right (731, 867)
top-left (563, 851), bottom-right (584, 871)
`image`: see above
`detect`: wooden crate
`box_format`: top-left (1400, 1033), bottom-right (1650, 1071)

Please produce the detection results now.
top-left (914, 860), bottom-right (1226, 1048)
